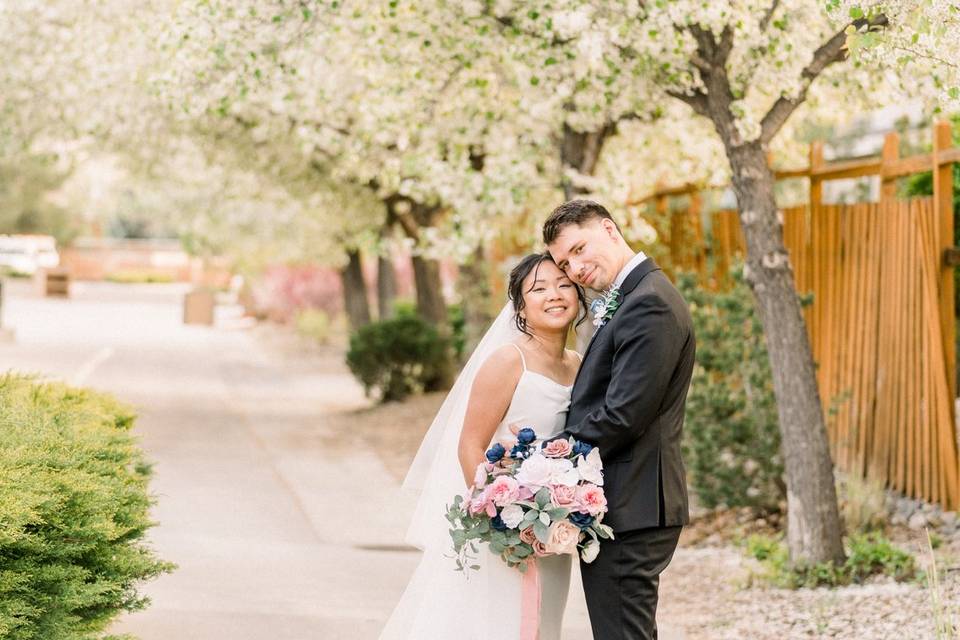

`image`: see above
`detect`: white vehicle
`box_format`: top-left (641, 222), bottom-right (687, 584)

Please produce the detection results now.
top-left (0, 235), bottom-right (60, 275)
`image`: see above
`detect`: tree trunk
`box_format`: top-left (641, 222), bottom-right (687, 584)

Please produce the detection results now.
top-left (341, 249), bottom-right (371, 330)
top-left (411, 254), bottom-right (447, 326)
top-left (726, 140), bottom-right (845, 566)
top-left (377, 254), bottom-right (397, 320)
top-left (458, 245), bottom-right (494, 356)
top-left (377, 235), bottom-right (397, 321)
top-left (560, 122), bottom-right (616, 200)
top-left (377, 213), bottom-right (398, 320)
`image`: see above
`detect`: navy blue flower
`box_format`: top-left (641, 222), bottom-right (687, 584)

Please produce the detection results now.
top-left (572, 440), bottom-right (594, 458)
top-left (510, 443), bottom-right (530, 460)
top-left (490, 515), bottom-right (508, 531)
top-left (569, 512), bottom-right (595, 529)
top-left (517, 428), bottom-right (537, 445)
top-left (485, 443), bottom-right (506, 463)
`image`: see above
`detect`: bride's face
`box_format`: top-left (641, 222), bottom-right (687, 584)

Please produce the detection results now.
top-left (520, 260), bottom-right (579, 333)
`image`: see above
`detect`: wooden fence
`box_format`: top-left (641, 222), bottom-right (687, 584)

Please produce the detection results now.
top-left (637, 121), bottom-right (960, 510)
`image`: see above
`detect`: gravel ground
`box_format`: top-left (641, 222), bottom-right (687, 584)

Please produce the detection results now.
top-left (659, 542), bottom-right (959, 639)
top-left (273, 325), bottom-right (960, 639)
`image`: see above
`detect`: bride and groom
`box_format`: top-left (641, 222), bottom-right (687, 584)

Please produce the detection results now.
top-left (381, 199), bottom-right (696, 640)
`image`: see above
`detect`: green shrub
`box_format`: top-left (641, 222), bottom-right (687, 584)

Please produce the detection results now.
top-left (389, 300), bottom-right (463, 358)
top-left (743, 531), bottom-right (916, 588)
top-left (0, 374), bottom-right (174, 639)
top-left (0, 267), bottom-right (32, 279)
top-left (446, 303), bottom-right (466, 361)
top-left (845, 532), bottom-right (916, 583)
top-left (677, 267), bottom-right (785, 512)
top-left (346, 309), bottom-right (450, 402)
top-left (294, 308), bottom-right (331, 344)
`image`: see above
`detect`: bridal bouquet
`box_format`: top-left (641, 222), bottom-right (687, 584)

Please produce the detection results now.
top-left (445, 428), bottom-right (614, 573)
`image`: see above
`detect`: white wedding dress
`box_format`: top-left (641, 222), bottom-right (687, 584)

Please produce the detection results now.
top-left (379, 343), bottom-right (574, 640)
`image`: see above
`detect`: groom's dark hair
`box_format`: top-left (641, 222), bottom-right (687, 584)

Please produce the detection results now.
top-left (542, 199), bottom-right (621, 245)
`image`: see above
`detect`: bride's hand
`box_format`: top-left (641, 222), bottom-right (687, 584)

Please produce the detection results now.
top-left (497, 423), bottom-right (522, 454)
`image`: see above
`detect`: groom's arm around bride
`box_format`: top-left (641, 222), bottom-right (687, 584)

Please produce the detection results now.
top-left (544, 199), bottom-right (696, 640)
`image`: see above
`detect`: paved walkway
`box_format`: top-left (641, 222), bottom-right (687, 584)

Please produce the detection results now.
top-left (0, 280), bottom-right (681, 639)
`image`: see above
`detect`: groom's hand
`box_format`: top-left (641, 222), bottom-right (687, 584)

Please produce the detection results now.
top-left (497, 423), bottom-right (521, 450)
top-left (494, 423), bottom-right (522, 467)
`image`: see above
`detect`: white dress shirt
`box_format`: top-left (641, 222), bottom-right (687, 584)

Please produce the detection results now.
top-left (612, 251), bottom-right (648, 290)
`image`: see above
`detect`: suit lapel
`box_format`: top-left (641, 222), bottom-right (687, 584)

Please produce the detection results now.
top-left (574, 257), bottom-right (663, 378)
top-left (617, 256), bottom-right (661, 298)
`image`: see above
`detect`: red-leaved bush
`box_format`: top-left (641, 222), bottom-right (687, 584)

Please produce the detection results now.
top-left (249, 264), bottom-right (343, 322)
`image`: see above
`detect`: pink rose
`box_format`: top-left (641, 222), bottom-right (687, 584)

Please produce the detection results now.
top-left (518, 526), bottom-right (551, 557)
top-left (542, 438), bottom-right (572, 458)
top-left (468, 487), bottom-right (497, 518)
top-left (576, 484), bottom-right (608, 516)
top-left (544, 520), bottom-right (581, 555)
top-left (519, 526), bottom-right (538, 545)
top-left (487, 475), bottom-right (520, 507)
top-left (549, 484), bottom-right (580, 509)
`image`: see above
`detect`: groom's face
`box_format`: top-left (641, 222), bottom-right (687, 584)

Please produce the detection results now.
top-left (547, 218), bottom-right (621, 292)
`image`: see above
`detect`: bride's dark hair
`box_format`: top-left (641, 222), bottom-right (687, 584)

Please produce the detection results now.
top-left (507, 252), bottom-right (588, 335)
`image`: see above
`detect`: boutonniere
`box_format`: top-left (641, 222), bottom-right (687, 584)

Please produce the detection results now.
top-left (590, 286), bottom-right (621, 328)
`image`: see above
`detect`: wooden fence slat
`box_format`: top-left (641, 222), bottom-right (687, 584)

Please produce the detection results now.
top-left (924, 199), bottom-right (939, 503)
top-left (919, 200), bottom-right (936, 503)
top-left (872, 203), bottom-right (895, 483)
top-left (860, 202), bottom-right (882, 478)
top-left (841, 205), bottom-right (857, 466)
top-left (850, 203), bottom-right (870, 475)
top-left (894, 201), bottom-right (909, 489)
top-left (909, 199), bottom-right (923, 499)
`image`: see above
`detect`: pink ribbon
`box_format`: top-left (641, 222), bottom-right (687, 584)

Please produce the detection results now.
top-left (519, 558), bottom-right (541, 640)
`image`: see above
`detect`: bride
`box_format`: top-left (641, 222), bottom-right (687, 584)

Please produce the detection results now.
top-left (379, 252), bottom-right (588, 640)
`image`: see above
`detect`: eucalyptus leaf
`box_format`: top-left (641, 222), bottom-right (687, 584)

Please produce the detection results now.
top-left (535, 488), bottom-right (552, 509)
top-left (533, 520), bottom-right (550, 544)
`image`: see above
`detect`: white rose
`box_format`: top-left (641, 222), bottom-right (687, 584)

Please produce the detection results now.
top-left (577, 449), bottom-right (604, 486)
top-left (515, 453), bottom-right (553, 488)
top-left (547, 458), bottom-right (576, 486)
top-left (500, 504), bottom-right (525, 529)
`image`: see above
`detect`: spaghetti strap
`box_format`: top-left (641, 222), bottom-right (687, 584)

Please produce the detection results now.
top-left (509, 343), bottom-right (527, 371)
top-left (569, 350), bottom-right (583, 363)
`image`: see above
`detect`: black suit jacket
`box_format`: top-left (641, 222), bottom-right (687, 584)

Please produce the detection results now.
top-left (566, 257), bottom-right (694, 533)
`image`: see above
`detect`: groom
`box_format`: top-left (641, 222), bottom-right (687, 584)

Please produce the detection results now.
top-left (544, 199), bottom-right (695, 640)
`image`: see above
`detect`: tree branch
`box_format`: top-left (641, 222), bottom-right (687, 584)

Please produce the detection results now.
top-left (666, 88), bottom-right (710, 118)
top-left (489, 11), bottom-right (573, 46)
top-left (892, 44), bottom-right (959, 69)
top-left (759, 0), bottom-right (782, 31)
top-left (385, 194), bottom-right (420, 240)
top-left (759, 14), bottom-right (888, 144)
